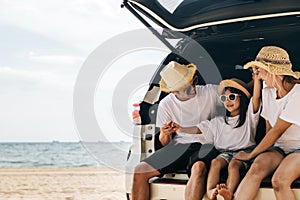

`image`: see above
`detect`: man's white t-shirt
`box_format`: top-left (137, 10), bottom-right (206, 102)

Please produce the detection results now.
top-left (261, 84), bottom-right (300, 153)
top-left (156, 84), bottom-right (220, 144)
top-left (197, 98), bottom-right (261, 151)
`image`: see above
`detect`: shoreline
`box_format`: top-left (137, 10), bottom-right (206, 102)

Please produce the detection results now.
top-left (0, 166), bottom-right (124, 172)
top-left (0, 167), bottom-right (127, 200)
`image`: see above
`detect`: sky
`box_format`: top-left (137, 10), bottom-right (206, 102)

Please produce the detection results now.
top-left (0, 0), bottom-right (168, 142)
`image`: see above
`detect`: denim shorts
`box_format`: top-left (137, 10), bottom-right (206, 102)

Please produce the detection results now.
top-left (218, 146), bottom-right (255, 169)
top-left (269, 146), bottom-right (300, 156)
top-left (268, 146), bottom-right (286, 157)
top-left (290, 149), bottom-right (300, 154)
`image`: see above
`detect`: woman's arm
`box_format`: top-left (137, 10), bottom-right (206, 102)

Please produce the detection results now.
top-left (234, 118), bottom-right (292, 161)
top-left (265, 120), bottom-right (272, 133)
top-left (249, 118), bottom-right (291, 158)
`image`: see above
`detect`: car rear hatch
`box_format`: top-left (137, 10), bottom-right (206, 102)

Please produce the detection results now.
top-left (122, 0), bottom-right (300, 78)
top-left (123, 0), bottom-right (299, 31)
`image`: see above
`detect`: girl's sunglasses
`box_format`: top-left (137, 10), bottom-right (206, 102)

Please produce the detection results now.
top-left (219, 93), bottom-right (240, 102)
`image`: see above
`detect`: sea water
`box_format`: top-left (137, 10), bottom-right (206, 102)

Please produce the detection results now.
top-left (0, 142), bottom-right (131, 168)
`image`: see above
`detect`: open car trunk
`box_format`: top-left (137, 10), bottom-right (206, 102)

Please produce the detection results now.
top-left (123, 0), bottom-right (300, 199)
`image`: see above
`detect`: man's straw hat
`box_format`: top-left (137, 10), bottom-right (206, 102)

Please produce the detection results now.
top-left (244, 46), bottom-right (300, 79)
top-left (160, 61), bottom-right (197, 93)
top-left (218, 78), bottom-right (252, 98)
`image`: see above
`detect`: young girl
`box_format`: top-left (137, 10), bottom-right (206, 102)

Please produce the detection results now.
top-left (173, 75), bottom-right (261, 200)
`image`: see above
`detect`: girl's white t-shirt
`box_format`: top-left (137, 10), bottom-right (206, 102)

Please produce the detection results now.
top-left (156, 84), bottom-right (220, 144)
top-left (197, 98), bottom-right (261, 151)
top-left (261, 84), bottom-right (300, 153)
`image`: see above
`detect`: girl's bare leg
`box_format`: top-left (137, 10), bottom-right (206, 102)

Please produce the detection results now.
top-left (272, 152), bottom-right (300, 200)
top-left (217, 159), bottom-right (243, 200)
top-left (206, 157), bottom-right (228, 200)
top-left (234, 151), bottom-right (283, 200)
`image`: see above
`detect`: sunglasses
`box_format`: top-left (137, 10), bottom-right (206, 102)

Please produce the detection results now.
top-left (219, 93), bottom-right (240, 102)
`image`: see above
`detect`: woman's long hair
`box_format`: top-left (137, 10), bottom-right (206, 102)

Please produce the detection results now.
top-left (224, 87), bottom-right (250, 128)
top-left (283, 75), bottom-right (300, 85)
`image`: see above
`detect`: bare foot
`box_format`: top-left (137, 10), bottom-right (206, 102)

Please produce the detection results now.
top-left (217, 184), bottom-right (233, 200)
top-left (207, 186), bottom-right (218, 200)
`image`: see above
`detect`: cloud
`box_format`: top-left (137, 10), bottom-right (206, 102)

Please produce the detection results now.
top-left (0, 0), bottom-right (143, 52)
top-left (0, 66), bottom-right (73, 91)
top-left (28, 51), bottom-right (84, 65)
top-left (0, 0), bottom-right (146, 142)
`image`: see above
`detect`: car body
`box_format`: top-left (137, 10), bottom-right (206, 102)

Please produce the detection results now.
top-left (123, 0), bottom-right (300, 199)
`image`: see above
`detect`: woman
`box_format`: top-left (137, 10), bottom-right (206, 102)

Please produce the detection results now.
top-left (233, 46), bottom-right (300, 200)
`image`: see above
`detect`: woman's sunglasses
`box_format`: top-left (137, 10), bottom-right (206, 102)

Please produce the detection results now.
top-left (219, 93), bottom-right (240, 102)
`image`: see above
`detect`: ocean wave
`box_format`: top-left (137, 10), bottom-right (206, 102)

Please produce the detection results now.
top-left (0, 142), bottom-right (130, 168)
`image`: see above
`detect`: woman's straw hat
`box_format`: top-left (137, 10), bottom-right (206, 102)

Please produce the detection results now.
top-left (160, 61), bottom-right (197, 92)
top-left (244, 46), bottom-right (300, 79)
top-left (218, 78), bottom-right (252, 98)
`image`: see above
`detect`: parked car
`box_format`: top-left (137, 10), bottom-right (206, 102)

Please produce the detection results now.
top-left (122, 0), bottom-right (300, 199)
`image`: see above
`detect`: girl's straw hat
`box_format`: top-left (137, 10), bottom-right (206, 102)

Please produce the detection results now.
top-left (218, 78), bottom-right (252, 98)
top-left (160, 61), bottom-right (197, 92)
top-left (244, 46), bottom-right (300, 79)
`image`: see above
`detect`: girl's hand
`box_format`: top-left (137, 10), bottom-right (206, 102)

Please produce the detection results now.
top-left (171, 122), bottom-right (181, 132)
top-left (161, 121), bottom-right (175, 137)
top-left (234, 151), bottom-right (252, 161)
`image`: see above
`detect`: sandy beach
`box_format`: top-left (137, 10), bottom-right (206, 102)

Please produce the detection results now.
top-left (0, 167), bottom-right (127, 200)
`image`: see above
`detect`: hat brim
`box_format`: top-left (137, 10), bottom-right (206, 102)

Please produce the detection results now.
top-left (244, 61), bottom-right (269, 72)
top-left (244, 61), bottom-right (300, 79)
top-left (218, 79), bottom-right (251, 98)
top-left (160, 64), bottom-right (197, 93)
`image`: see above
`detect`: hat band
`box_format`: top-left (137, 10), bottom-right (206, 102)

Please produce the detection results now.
top-left (255, 57), bottom-right (291, 65)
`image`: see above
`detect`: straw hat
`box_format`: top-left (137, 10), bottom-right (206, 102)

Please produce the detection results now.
top-left (160, 61), bottom-right (197, 92)
top-left (244, 46), bottom-right (300, 79)
top-left (218, 78), bottom-right (252, 98)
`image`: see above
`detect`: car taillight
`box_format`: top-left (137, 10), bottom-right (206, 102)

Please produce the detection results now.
top-left (132, 102), bottom-right (141, 125)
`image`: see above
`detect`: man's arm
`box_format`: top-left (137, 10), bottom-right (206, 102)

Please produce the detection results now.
top-left (159, 122), bottom-right (174, 146)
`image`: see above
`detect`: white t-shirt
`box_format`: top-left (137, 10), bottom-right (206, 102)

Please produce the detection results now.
top-left (156, 84), bottom-right (220, 144)
top-left (261, 84), bottom-right (300, 153)
top-left (197, 98), bottom-right (261, 151)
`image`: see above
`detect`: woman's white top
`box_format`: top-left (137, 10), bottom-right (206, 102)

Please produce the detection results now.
top-left (156, 84), bottom-right (220, 144)
top-left (261, 84), bottom-right (300, 153)
top-left (198, 98), bottom-right (261, 151)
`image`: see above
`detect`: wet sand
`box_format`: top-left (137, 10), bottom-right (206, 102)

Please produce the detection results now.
top-left (0, 167), bottom-right (126, 200)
